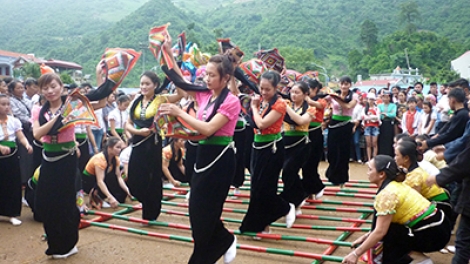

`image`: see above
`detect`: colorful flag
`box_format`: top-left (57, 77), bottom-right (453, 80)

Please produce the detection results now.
top-left (154, 109), bottom-right (205, 141)
top-left (101, 48), bottom-right (141, 92)
top-left (239, 59), bottom-right (267, 85)
top-left (255, 48), bottom-right (285, 73)
top-left (59, 89), bottom-right (98, 131)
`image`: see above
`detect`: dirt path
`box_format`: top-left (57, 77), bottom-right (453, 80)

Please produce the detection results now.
top-left (1, 162), bottom-right (454, 263)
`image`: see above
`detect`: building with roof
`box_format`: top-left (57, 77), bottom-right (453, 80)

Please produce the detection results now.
top-left (451, 51), bottom-right (470, 79)
top-left (0, 49), bottom-right (82, 79)
top-left (353, 66), bottom-right (424, 92)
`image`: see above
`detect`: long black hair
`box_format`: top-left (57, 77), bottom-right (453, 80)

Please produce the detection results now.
top-left (103, 136), bottom-right (121, 172)
top-left (396, 141), bottom-right (419, 170)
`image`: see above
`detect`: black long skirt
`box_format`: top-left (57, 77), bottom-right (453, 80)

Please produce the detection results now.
top-left (378, 120), bottom-right (395, 157)
top-left (78, 138), bottom-right (92, 193)
top-left (184, 140), bottom-right (198, 185)
top-left (95, 166), bottom-right (127, 203)
top-left (127, 135), bottom-right (162, 220)
top-left (232, 126), bottom-right (247, 188)
top-left (168, 156), bottom-right (188, 183)
top-left (240, 139), bottom-right (290, 233)
top-left (381, 210), bottom-right (451, 264)
top-left (188, 144), bottom-right (235, 264)
top-left (326, 121), bottom-right (353, 185)
top-left (18, 129), bottom-right (35, 184)
top-left (244, 127), bottom-right (254, 173)
top-left (0, 147), bottom-right (21, 217)
top-left (32, 140), bottom-right (43, 171)
top-left (280, 136), bottom-right (308, 207)
top-left (35, 150), bottom-right (80, 255)
top-left (302, 127), bottom-right (325, 195)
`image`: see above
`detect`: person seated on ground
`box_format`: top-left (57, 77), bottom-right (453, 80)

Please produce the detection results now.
top-left (162, 138), bottom-right (187, 188)
top-left (394, 133), bottom-right (440, 176)
top-left (395, 140), bottom-right (452, 218)
top-left (342, 155), bottom-right (451, 264)
top-left (415, 134), bottom-right (447, 170)
top-left (85, 137), bottom-right (131, 209)
top-left (119, 137), bottom-right (133, 181)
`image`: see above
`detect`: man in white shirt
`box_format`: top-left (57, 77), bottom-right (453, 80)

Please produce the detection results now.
top-left (436, 85), bottom-right (450, 132)
top-left (23, 78), bottom-right (40, 109)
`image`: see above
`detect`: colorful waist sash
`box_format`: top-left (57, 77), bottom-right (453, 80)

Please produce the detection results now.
top-left (0, 141), bottom-right (16, 148)
top-left (406, 203), bottom-right (437, 228)
top-left (309, 121), bottom-right (322, 127)
top-left (254, 133), bottom-right (282, 143)
top-left (75, 133), bottom-right (87, 139)
top-left (332, 115), bottom-right (352, 121)
top-left (284, 130), bottom-right (308, 137)
top-left (430, 192), bottom-right (450, 202)
top-left (43, 141), bottom-right (76, 152)
top-left (199, 136), bottom-right (233, 146)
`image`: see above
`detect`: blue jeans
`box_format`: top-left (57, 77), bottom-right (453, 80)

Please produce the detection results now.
top-left (91, 129), bottom-right (104, 154)
top-left (352, 129), bottom-right (362, 161)
top-left (453, 213), bottom-right (470, 264)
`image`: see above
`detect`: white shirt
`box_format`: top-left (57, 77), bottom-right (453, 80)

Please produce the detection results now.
top-left (119, 146), bottom-right (132, 165)
top-left (0, 115), bottom-right (22, 141)
top-left (418, 160), bottom-right (440, 176)
top-left (108, 108), bottom-right (128, 130)
top-left (352, 103), bottom-right (364, 122)
top-left (436, 94), bottom-right (450, 122)
top-left (419, 110), bottom-right (437, 135)
top-left (91, 108), bottom-right (106, 132)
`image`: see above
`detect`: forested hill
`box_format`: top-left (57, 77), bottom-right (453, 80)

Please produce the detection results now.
top-left (0, 0), bottom-right (148, 54)
top-left (3, 0), bottom-right (470, 84)
top-left (190, 0), bottom-right (470, 57)
top-left (47, 0), bottom-right (214, 86)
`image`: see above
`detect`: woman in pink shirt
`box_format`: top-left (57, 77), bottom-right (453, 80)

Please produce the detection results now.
top-left (160, 47), bottom-right (240, 263)
top-left (325, 76), bottom-right (358, 186)
top-left (32, 73), bottom-right (80, 259)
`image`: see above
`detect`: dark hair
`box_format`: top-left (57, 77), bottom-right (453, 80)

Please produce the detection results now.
top-left (7, 81), bottom-right (21, 94)
top-left (103, 136), bottom-right (121, 171)
top-left (141, 71), bottom-right (161, 88)
top-left (407, 97), bottom-right (417, 104)
top-left (308, 79), bottom-right (321, 90)
top-left (414, 82), bottom-right (423, 88)
top-left (38, 73), bottom-right (63, 89)
top-left (339, 76), bottom-right (352, 84)
top-left (116, 94), bottom-right (130, 104)
top-left (398, 90), bottom-right (407, 100)
top-left (24, 78), bottom-right (38, 88)
top-left (397, 141), bottom-right (419, 166)
top-left (209, 54), bottom-right (235, 80)
top-left (395, 133), bottom-right (413, 143)
top-left (80, 82), bottom-right (93, 89)
top-left (449, 78), bottom-right (469, 89)
top-left (3, 77), bottom-right (13, 85)
top-left (368, 88), bottom-right (377, 94)
top-left (448, 87), bottom-right (466, 103)
top-left (392, 85), bottom-right (401, 91)
top-left (423, 101), bottom-right (433, 128)
top-left (364, 101), bottom-right (371, 115)
top-left (374, 155), bottom-right (399, 181)
top-left (430, 82), bottom-right (437, 86)
top-left (416, 134), bottom-right (430, 141)
top-left (261, 71), bottom-right (281, 88)
top-left (293, 81), bottom-right (309, 94)
top-left (169, 138), bottom-right (183, 163)
top-left (352, 88), bottom-right (359, 93)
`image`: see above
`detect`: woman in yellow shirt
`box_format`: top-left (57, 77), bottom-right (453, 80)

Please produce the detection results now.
top-left (125, 71), bottom-right (182, 221)
top-left (342, 155), bottom-right (451, 264)
top-left (395, 140), bottom-right (452, 217)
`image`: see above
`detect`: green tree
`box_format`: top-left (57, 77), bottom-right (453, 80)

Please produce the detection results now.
top-left (399, 1), bottom-right (421, 35)
top-left (60, 72), bottom-right (74, 84)
top-left (20, 62), bottom-right (41, 79)
top-left (360, 20), bottom-right (378, 52)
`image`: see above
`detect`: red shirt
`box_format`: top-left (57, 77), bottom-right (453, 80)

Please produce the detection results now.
top-left (255, 97), bottom-right (286, 135)
top-left (308, 98), bottom-right (327, 124)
